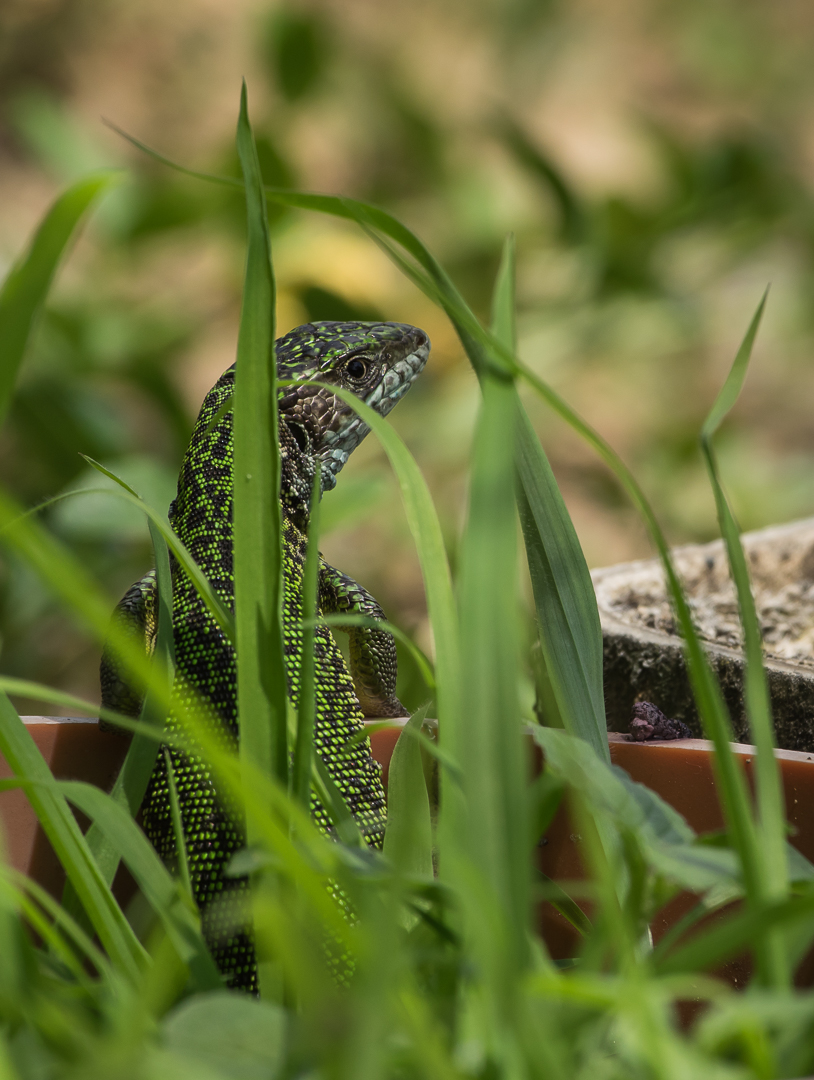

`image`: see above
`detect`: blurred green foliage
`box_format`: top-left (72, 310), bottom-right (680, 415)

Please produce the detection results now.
top-left (2, 0), bottom-right (814, 712)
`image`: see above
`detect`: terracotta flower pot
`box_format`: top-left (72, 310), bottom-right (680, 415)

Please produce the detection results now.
top-left (539, 732), bottom-right (814, 988)
top-left (5, 716), bottom-right (814, 991)
top-left (0, 716), bottom-right (406, 901)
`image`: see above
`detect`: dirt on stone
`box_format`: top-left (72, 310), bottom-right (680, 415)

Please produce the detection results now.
top-left (592, 518), bottom-right (814, 671)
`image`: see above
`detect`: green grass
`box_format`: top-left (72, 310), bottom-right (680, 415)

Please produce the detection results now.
top-left (1, 85), bottom-right (814, 1079)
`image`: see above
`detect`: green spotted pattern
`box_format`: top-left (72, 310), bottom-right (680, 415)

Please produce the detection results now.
top-left (102, 320), bottom-right (430, 992)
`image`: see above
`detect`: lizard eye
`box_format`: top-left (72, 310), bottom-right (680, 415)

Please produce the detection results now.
top-left (345, 357), bottom-right (368, 382)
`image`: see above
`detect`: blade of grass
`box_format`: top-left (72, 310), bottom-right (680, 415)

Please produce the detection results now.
top-left (700, 289), bottom-right (789, 988)
top-left (80, 455), bottom-right (234, 645)
top-left (0, 693), bottom-right (146, 980)
top-left (303, 382), bottom-right (458, 740)
top-left (454, 369), bottom-right (531, 1006)
top-left (0, 487), bottom-right (117, 526)
top-left (0, 670), bottom-right (365, 864)
top-left (56, 779), bottom-right (221, 990)
top-left (490, 236), bottom-right (608, 761)
top-left (341, 224), bottom-right (608, 763)
top-left (0, 171), bottom-right (120, 427)
top-left (8, 867), bottom-right (112, 980)
top-left (654, 891), bottom-right (814, 978)
top-left (0, 871), bottom-right (99, 992)
top-left (383, 705), bottom-right (433, 878)
top-left (107, 130), bottom-right (607, 769)
top-left (490, 233), bottom-right (517, 350)
top-left (234, 83), bottom-right (287, 787)
top-left (315, 614), bottom-right (435, 691)
top-left (234, 83), bottom-right (288, 1001)
top-left (311, 749), bottom-right (366, 849)
top-left (62, 514), bottom-right (176, 937)
top-left (0, 586), bottom-right (356, 982)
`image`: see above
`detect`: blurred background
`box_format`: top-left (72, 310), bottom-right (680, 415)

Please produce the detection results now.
top-left (3, 0), bottom-right (814, 715)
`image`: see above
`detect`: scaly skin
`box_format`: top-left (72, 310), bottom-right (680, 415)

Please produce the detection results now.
top-left (101, 320), bottom-right (430, 992)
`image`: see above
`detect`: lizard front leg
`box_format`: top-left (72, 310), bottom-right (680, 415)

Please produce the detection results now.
top-left (99, 569), bottom-right (158, 728)
top-left (318, 559), bottom-right (408, 718)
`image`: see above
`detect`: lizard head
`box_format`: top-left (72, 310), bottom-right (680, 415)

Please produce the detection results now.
top-left (276, 321), bottom-right (430, 490)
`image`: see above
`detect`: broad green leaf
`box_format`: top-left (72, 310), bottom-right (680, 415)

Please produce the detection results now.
top-left (515, 414), bottom-right (608, 762)
top-left (383, 705), bottom-right (433, 878)
top-left (531, 727), bottom-right (740, 893)
top-left (161, 990), bottom-right (286, 1080)
top-left (0, 171), bottom-right (119, 426)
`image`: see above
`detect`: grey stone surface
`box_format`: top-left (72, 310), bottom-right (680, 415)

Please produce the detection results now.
top-left (593, 518), bottom-right (814, 752)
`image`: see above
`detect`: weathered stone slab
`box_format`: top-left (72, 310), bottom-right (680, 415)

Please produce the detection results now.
top-left (592, 518), bottom-right (814, 751)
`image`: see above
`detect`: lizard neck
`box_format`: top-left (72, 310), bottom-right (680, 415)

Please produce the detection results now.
top-left (279, 418), bottom-right (319, 533)
top-left (168, 369), bottom-right (319, 583)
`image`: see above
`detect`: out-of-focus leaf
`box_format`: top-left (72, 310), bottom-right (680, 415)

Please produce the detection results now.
top-left (499, 118), bottom-right (586, 243)
top-left (161, 991), bottom-right (286, 1080)
top-left (532, 726), bottom-right (741, 892)
top-left (0, 694), bottom-right (146, 981)
top-left (319, 473), bottom-right (388, 534)
top-left (263, 9), bottom-right (327, 102)
top-left (655, 889), bottom-right (814, 978)
top-left (234, 83), bottom-right (288, 796)
top-left (0, 172), bottom-right (118, 427)
top-left (383, 706), bottom-right (433, 878)
top-left (56, 780), bottom-right (221, 991)
top-left (298, 285), bottom-right (383, 323)
top-left (453, 364), bottom-right (531, 1006)
top-left (9, 90), bottom-right (110, 181)
top-left (51, 456), bottom-right (178, 541)
top-left (700, 292), bottom-right (790, 987)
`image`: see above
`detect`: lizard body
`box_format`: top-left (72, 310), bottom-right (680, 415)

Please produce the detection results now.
top-left (101, 320), bottom-right (429, 991)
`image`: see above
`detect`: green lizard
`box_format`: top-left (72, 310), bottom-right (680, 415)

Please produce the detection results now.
top-left (100, 320), bottom-right (430, 991)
